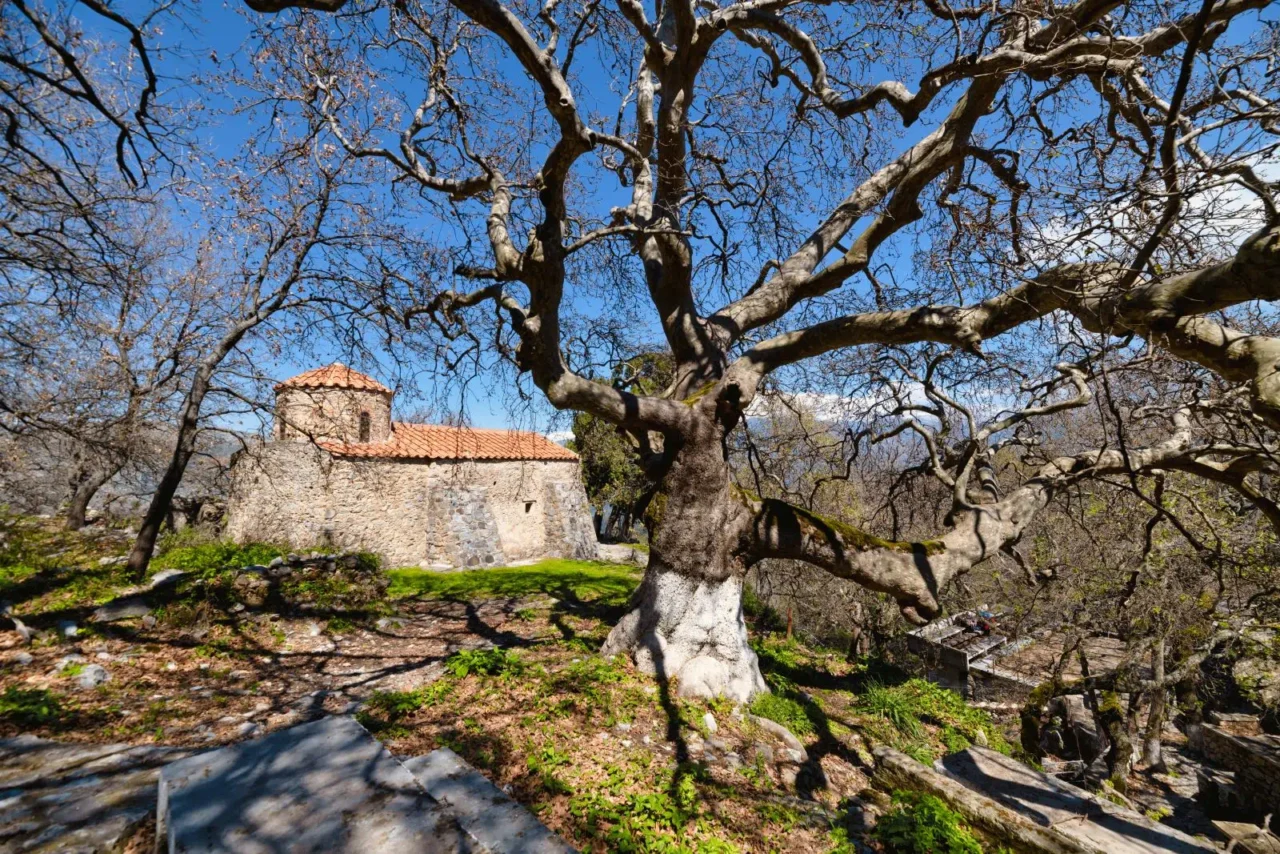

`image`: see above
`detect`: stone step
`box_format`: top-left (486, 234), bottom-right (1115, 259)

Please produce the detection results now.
top-left (403, 747), bottom-right (577, 854)
top-left (1213, 821), bottom-right (1280, 854)
top-left (156, 716), bottom-right (472, 853)
top-left (0, 734), bottom-right (194, 853)
top-left (939, 746), bottom-right (1217, 854)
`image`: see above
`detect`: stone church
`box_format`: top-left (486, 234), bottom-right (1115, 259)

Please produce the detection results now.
top-left (225, 364), bottom-right (598, 568)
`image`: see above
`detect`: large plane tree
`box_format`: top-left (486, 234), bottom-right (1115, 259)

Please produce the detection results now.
top-left (244, 0), bottom-right (1279, 700)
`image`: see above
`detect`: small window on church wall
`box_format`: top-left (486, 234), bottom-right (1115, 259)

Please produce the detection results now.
top-left (358, 412), bottom-right (371, 443)
top-left (525, 501), bottom-right (534, 513)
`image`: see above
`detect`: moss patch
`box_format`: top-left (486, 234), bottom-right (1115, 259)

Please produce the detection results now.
top-left (792, 505), bottom-right (945, 556)
top-left (681, 381), bottom-right (717, 406)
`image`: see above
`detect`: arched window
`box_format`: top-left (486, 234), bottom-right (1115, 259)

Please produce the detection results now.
top-left (358, 411), bottom-right (371, 443)
top-left (279, 420), bottom-right (287, 440)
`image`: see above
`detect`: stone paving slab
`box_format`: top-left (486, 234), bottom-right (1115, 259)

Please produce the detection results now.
top-left (404, 747), bottom-right (576, 854)
top-left (157, 716), bottom-right (474, 853)
top-left (940, 747), bottom-right (1217, 854)
top-left (0, 734), bottom-right (194, 853)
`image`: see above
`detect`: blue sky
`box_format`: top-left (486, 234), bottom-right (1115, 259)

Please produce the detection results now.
top-left (96, 1), bottom-right (1280, 437)
top-left (141, 3), bottom-right (566, 431)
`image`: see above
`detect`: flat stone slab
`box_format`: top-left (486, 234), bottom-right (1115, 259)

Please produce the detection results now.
top-left (90, 570), bottom-right (190, 623)
top-left (940, 747), bottom-right (1216, 854)
top-left (157, 716), bottom-right (471, 853)
top-left (0, 734), bottom-right (194, 853)
top-left (404, 747), bottom-right (576, 853)
top-left (1213, 821), bottom-right (1280, 854)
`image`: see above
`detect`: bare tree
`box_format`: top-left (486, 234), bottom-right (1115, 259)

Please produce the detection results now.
top-left (1, 0), bottom-right (182, 294)
top-left (243, 0), bottom-right (1279, 699)
top-left (121, 143), bottom-right (400, 574)
top-left (0, 0), bottom-right (190, 527)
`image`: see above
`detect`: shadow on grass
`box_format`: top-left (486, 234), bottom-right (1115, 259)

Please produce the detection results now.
top-left (389, 560), bottom-right (640, 650)
top-left (0, 565), bottom-right (137, 624)
top-left (0, 686), bottom-right (115, 736)
top-left (748, 632), bottom-right (920, 797)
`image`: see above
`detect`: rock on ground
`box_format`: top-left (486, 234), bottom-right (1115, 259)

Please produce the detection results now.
top-left (156, 716), bottom-right (470, 853)
top-left (0, 735), bottom-right (195, 853)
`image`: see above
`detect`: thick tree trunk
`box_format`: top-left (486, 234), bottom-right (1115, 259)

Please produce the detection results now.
top-left (64, 463), bottom-right (119, 531)
top-left (601, 422), bottom-right (767, 702)
top-left (602, 561), bottom-right (766, 701)
top-left (65, 485), bottom-right (96, 531)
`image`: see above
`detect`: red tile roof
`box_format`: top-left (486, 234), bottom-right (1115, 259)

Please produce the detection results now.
top-left (275, 363), bottom-right (393, 395)
top-left (320, 423), bottom-right (578, 462)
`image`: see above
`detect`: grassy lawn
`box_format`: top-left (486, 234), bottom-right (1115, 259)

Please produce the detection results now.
top-left (2, 517), bottom-right (1019, 853)
top-left (369, 561), bottom-right (1014, 853)
top-left (387, 559), bottom-right (641, 605)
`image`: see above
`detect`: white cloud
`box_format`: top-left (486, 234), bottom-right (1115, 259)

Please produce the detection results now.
top-left (745, 383), bottom-right (929, 424)
top-left (1031, 159), bottom-right (1279, 266)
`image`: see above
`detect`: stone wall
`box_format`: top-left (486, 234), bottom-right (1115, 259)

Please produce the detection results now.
top-left (422, 486), bottom-right (504, 568)
top-left (1199, 724), bottom-right (1280, 821)
top-left (542, 480), bottom-right (599, 560)
top-left (225, 443), bottom-right (598, 568)
top-left (276, 387), bottom-right (393, 444)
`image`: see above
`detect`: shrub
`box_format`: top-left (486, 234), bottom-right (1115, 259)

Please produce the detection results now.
top-left (749, 692), bottom-right (814, 736)
top-left (873, 791), bottom-right (983, 854)
top-left (742, 586), bottom-right (786, 633)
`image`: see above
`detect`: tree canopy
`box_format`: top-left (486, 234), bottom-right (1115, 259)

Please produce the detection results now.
top-left (235, 0), bottom-right (1280, 699)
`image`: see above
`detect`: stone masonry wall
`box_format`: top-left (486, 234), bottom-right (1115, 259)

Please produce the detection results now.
top-left (275, 387), bottom-right (393, 444)
top-left (225, 443), bottom-right (598, 568)
top-left (1200, 724), bottom-right (1280, 820)
top-left (542, 481), bottom-right (598, 560)
top-left (422, 486), bottom-right (505, 568)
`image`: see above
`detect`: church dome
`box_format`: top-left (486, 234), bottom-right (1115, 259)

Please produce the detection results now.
top-left (274, 363), bottom-right (393, 396)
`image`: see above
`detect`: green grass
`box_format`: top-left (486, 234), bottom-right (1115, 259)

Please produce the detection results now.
top-left (150, 539), bottom-right (287, 576)
top-left (445, 647), bottom-right (526, 678)
top-left (0, 687), bottom-right (67, 727)
top-left (858, 678), bottom-right (1009, 754)
top-left (859, 681), bottom-right (925, 738)
top-left (874, 791), bottom-right (983, 854)
top-left (749, 692), bottom-right (815, 737)
top-left (387, 559), bottom-right (640, 605)
top-left (357, 681), bottom-right (454, 737)
top-left (0, 513), bottom-right (136, 613)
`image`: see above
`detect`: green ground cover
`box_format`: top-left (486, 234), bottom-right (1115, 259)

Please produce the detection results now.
top-left (387, 559), bottom-right (641, 605)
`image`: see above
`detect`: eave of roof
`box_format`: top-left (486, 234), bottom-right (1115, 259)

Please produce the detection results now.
top-left (318, 422), bottom-right (578, 462)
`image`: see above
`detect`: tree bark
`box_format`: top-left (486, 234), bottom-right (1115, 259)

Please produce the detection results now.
top-left (1142, 639), bottom-right (1167, 770)
top-left (602, 562), bottom-right (767, 702)
top-left (65, 484), bottom-right (95, 531)
top-left (126, 358), bottom-right (220, 576)
top-left (601, 424), bottom-right (767, 702)
top-left (64, 463), bottom-right (120, 531)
